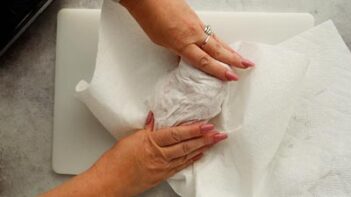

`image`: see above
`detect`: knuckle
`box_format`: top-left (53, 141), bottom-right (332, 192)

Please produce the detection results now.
top-left (170, 128), bottom-right (182, 143)
top-left (212, 43), bottom-right (223, 58)
top-left (184, 22), bottom-right (202, 40)
top-left (187, 23), bottom-right (199, 35)
top-left (199, 55), bottom-right (211, 69)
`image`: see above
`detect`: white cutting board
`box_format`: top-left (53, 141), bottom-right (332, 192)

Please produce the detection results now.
top-left (53, 9), bottom-right (314, 175)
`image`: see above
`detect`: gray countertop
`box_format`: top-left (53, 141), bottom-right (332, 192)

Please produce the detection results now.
top-left (0, 0), bottom-right (350, 196)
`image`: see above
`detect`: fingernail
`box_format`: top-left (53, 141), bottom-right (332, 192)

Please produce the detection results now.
top-left (241, 59), bottom-right (255, 68)
top-left (225, 71), bottom-right (238, 81)
top-left (200, 123), bottom-right (214, 133)
top-left (145, 111), bottom-right (153, 125)
top-left (213, 133), bottom-right (228, 143)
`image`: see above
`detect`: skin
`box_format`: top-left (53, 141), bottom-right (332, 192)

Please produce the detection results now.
top-left (41, 112), bottom-right (227, 196)
top-left (119, 0), bottom-right (255, 81)
top-left (42, 0), bottom-right (253, 195)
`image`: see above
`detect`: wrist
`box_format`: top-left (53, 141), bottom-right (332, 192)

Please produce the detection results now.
top-left (87, 162), bottom-right (128, 196)
top-left (88, 148), bottom-right (139, 197)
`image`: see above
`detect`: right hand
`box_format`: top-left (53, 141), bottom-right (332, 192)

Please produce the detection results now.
top-left (90, 112), bottom-right (228, 196)
top-left (120, 0), bottom-right (255, 81)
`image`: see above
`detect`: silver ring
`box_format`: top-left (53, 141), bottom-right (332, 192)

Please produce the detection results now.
top-left (204, 25), bottom-right (213, 36)
top-left (201, 25), bottom-right (214, 46)
top-left (202, 35), bottom-right (211, 46)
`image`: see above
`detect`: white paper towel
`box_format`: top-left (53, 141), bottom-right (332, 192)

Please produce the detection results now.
top-left (75, 0), bottom-right (351, 196)
top-left (76, 0), bottom-right (179, 139)
top-left (260, 21), bottom-right (351, 197)
top-left (165, 41), bottom-right (309, 197)
top-left (147, 59), bottom-right (229, 130)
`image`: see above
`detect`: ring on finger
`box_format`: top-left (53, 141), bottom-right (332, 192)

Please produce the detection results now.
top-left (204, 25), bottom-right (213, 36)
top-left (201, 35), bottom-right (211, 46)
top-left (201, 25), bottom-right (214, 47)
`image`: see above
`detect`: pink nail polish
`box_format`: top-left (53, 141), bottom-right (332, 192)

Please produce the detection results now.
top-left (213, 133), bottom-right (228, 143)
top-left (241, 59), bottom-right (255, 68)
top-left (200, 124), bottom-right (214, 133)
top-left (145, 111), bottom-right (153, 125)
top-left (225, 71), bottom-right (238, 81)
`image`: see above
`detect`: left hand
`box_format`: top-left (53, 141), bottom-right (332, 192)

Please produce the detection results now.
top-left (41, 112), bottom-right (227, 197)
top-left (88, 112), bottom-right (226, 196)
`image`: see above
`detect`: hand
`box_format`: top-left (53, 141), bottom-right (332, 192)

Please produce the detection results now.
top-left (90, 112), bottom-right (227, 196)
top-left (120, 0), bottom-right (255, 81)
top-left (42, 112), bottom-right (227, 197)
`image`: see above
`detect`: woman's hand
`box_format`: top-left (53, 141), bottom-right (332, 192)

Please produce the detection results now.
top-left (90, 112), bottom-right (227, 196)
top-left (120, 0), bottom-right (255, 81)
top-left (42, 112), bottom-right (227, 197)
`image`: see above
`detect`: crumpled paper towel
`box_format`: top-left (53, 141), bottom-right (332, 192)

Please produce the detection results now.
top-left (145, 41), bottom-right (308, 197)
top-left (75, 0), bottom-right (351, 196)
top-left (147, 59), bottom-right (229, 129)
top-left (162, 41), bottom-right (309, 197)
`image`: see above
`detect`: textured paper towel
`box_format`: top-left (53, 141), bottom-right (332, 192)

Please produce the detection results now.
top-left (259, 21), bottom-right (351, 197)
top-left (76, 0), bottom-right (179, 139)
top-left (165, 42), bottom-right (309, 197)
top-left (76, 0), bottom-right (351, 196)
top-left (147, 59), bottom-right (229, 129)
top-left (75, 1), bottom-right (311, 196)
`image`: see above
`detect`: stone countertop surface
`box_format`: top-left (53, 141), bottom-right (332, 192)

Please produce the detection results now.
top-left (0, 0), bottom-right (350, 196)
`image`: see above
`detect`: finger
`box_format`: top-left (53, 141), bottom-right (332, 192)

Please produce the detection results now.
top-left (170, 145), bottom-right (211, 168)
top-left (202, 35), bottom-right (255, 69)
top-left (201, 35), bottom-right (246, 69)
top-left (213, 35), bottom-right (255, 68)
top-left (152, 122), bottom-right (215, 147)
top-left (162, 132), bottom-right (218, 160)
top-left (144, 111), bottom-right (154, 131)
top-left (180, 44), bottom-right (239, 81)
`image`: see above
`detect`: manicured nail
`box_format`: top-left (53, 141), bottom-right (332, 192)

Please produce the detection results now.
top-left (200, 123), bottom-right (214, 133)
top-left (225, 71), bottom-right (238, 81)
top-left (145, 111), bottom-right (153, 125)
top-left (241, 59), bottom-right (255, 68)
top-left (213, 133), bottom-right (228, 143)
